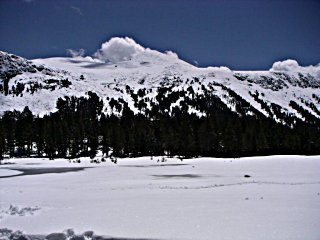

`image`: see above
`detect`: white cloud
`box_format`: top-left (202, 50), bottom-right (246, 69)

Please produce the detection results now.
top-left (270, 59), bottom-right (320, 78)
top-left (71, 6), bottom-right (83, 16)
top-left (271, 59), bottom-right (300, 71)
top-left (66, 48), bottom-right (85, 58)
top-left (94, 37), bottom-right (145, 63)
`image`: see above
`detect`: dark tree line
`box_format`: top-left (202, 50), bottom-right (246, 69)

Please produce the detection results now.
top-left (0, 88), bottom-right (319, 161)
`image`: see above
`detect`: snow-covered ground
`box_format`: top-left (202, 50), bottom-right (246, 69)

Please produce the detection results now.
top-left (0, 155), bottom-right (320, 240)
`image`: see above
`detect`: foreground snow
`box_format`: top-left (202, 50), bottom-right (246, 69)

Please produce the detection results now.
top-left (0, 155), bottom-right (320, 240)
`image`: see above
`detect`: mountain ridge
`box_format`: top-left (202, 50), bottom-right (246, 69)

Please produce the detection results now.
top-left (0, 37), bottom-right (320, 125)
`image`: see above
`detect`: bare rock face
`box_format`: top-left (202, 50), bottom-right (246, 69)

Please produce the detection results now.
top-left (0, 51), bottom-right (37, 80)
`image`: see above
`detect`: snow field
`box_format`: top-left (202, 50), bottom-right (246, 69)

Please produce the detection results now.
top-left (0, 155), bottom-right (319, 240)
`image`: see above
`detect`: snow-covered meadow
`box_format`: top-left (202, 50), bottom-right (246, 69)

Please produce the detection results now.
top-left (0, 155), bottom-right (320, 240)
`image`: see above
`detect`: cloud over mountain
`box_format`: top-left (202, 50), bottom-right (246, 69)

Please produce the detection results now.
top-left (271, 59), bottom-right (320, 78)
top-left (94, 37), bottom-right (145, 63)
top-left (271, 59), bottom-right (300, 71)
top-left (66, 48), bottom-right (85, 58)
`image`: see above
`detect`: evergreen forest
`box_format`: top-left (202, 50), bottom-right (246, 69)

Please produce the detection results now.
top-left (0, 86), bottom-right (319, 161)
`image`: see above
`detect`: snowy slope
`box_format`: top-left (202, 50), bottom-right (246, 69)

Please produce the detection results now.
top-left (1, 37), bottom-right (319, 121)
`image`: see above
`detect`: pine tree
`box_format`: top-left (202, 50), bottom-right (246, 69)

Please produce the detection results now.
top-left (15, 106), bottom-right (34, 156)
top-left (0, 121), bottom-right (6, 162)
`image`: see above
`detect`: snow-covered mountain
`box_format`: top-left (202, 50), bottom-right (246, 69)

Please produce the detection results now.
top-left (1, 37), bottom-right (319, 124)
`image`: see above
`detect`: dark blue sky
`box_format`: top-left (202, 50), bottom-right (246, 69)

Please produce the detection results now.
top-left (0, 0), bottom-right (319, 70)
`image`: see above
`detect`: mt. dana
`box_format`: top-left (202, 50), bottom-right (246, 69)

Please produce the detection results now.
top-left (1, 37), bottom-right (319, 126)
top-left (1, 38), bottom-right (320, 158)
